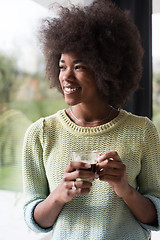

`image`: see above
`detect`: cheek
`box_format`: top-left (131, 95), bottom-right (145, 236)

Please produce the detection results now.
top-left (58, 73), bottom-right (63, 85)
top-left (85, 75), bottom-right (97, 88)
top-left (58, 71), bottom-right (61, 79)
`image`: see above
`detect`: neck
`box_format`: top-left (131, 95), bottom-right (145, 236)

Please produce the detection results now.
top-left (67, 104), bottom-right (117, 127)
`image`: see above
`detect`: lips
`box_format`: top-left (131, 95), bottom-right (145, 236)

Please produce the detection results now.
top-left (63, 86), bottom-right (81, 95)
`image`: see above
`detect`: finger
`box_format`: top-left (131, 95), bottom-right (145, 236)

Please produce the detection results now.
top-left (76, 169), bottom-right (98, 180)
top-left (78, 188), bottom-right (91, 195)
top-left (99, 174), bottom-right (121, 182)
top-left (72, 180), bottom-right (92, 189)
top-left (69, 181), bottom-right (92, 195)
top-left (97, 159), bottom-right (109, 170)
top-left (65, 161), bottom-right (92, 173)
top-left (98, 167), bottom-right (125, 177)
top-left (65, 180), bottom-right (92, 190)
top-left (98, 159), bottom-right (124, 169)
top-left (63, 170), bottom-right (98, 182)
top-left (98, 151), bottom-right (121, 163)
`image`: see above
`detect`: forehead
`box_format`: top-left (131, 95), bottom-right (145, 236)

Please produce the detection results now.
top-left (60, 52), bottom-right (83, 63)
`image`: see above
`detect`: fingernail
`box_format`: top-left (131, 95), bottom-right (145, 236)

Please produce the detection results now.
top-left (85, 163), bottom-right (91, 168)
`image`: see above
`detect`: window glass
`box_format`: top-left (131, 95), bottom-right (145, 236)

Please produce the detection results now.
top-left (0, 0), bottom-right (65, 239)
top-left (152, 13), bottom-right (160, 134)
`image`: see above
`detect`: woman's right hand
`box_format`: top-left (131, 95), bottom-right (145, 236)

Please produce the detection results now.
top-left (33, 161), bottom-right (98, 228)
top-left (54, 161), bottom-right (99, 204)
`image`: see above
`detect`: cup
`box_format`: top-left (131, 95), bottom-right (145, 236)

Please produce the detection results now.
top-left (71, 150), bottom-right (98, 173)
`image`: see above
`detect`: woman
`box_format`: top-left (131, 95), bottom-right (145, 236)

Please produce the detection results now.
top-left (23, 1), bottom-right (160, 239)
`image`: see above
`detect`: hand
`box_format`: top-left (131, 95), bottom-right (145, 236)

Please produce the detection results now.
top-left (97, 151), bottom-right (131, 198)
top-left (54, 161), bottom-right (99, 204)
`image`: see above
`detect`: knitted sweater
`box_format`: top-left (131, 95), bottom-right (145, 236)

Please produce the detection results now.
top-left (23, 109), bottom-right (160, 240)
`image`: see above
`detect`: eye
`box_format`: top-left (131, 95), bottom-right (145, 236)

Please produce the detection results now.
top-left (59, 65), bottom-right (66, 71)
top-left (75, 65), bottom-right (87, 71)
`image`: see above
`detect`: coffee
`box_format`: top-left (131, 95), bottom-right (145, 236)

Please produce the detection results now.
top-left (72, 150), bottom-right (98, 175)
top-left (81, 163), bottom-right (97, 173)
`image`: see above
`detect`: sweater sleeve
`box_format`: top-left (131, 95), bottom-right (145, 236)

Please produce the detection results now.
top-left (137, 118), bottom-right (160, 231)
top-left (22, 118), bottom-right (53, 233)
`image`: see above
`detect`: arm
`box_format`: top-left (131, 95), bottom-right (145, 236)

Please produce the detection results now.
top-left (23, 121), bottom-right (98, 231)
top-left (33, 161), bottom-right (97, 228)
top-left (97, 151), bottom-right (158, 225)
top-left (123, 186), bottom-right (157, 225)
top-left (23, 119), bottom-right (51, 232)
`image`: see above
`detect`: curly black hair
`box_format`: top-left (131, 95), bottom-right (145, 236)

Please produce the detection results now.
top-left (39, 0), bottom-right (144, 108)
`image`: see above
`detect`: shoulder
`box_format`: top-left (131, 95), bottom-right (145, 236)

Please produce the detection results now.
top-left (43, 110), bottom-right (63, 127)
top-left (122, 110), bottom-right (152, 127)
top-left (25, 117), bottom-right (44, 137)
top-left (122, 110), bottom-right (159, 137)
top-left (24, 110), bottom-right (64, 138)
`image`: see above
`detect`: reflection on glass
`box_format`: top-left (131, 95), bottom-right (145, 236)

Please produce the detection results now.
top-left (0, 103), bottom-right (31, 191)
top-left (0, 1), bottom-right (65, 239)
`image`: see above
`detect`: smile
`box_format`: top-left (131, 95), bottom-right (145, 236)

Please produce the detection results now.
top-left (63, 87), bottom-right (80, 94)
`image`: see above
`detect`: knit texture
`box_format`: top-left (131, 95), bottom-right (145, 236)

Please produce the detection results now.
top-left (23, 109), bottom-right (160, 240)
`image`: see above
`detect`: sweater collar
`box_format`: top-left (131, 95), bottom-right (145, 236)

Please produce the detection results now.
top-left (57, 109), bottom-right (128, 136)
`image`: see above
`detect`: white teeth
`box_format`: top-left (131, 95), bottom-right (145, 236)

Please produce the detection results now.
top-left (64, 87), bottom-right (79, 94)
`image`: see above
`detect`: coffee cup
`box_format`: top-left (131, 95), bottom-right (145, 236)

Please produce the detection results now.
top-left (71, 150), bottom-right (98, 173)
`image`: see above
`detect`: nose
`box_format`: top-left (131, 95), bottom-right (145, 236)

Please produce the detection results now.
top-left (63, 75), bottom-right (67, 80)
top-left (61, 68), bottom-right (75, 82)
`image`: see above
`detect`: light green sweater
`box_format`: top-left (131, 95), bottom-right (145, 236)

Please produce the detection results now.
top-left (23, 109), bottom-right (160, 240)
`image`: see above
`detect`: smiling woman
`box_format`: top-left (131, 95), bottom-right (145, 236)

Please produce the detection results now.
top-left (22, 1), bottom-right (160, 240)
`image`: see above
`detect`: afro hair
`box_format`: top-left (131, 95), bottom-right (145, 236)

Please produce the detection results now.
top-left (39, 0), bottom-right (144, 108)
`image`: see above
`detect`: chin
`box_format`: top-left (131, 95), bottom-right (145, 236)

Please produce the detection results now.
top-left (64, 96), bottom-right (80, 106)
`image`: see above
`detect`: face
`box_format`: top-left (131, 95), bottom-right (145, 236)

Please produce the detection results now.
top-left (59, 52), bottom-right (100, 106)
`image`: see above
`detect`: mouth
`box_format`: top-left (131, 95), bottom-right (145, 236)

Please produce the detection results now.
top-left (63, 86), bottom-right (81, 95)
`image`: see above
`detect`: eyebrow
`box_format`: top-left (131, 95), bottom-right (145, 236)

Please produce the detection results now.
top-left (59, 59), bottom-right (83, 64)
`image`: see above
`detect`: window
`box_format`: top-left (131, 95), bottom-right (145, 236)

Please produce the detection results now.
top-left (152, 12), bottom-right (160, 134)
top-left (0, 0), bottom-right (65, 239)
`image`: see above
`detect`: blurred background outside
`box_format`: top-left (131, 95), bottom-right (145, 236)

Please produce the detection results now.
top-left (0, 0), bottom-right (67, 193)
top-left (0, 0), bottom-right (159, 239)
top-left (0, 0), bottom-right (66, 239)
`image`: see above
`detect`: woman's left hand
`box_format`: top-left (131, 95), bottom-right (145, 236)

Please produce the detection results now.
top-left (97, 151), bottom-right (131, 198)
